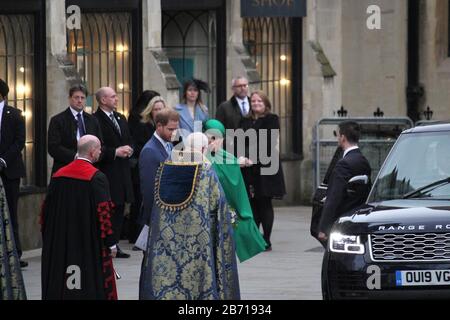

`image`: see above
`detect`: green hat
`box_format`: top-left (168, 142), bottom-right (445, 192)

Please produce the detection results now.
top-left (204, 119), bottom-right (226, 136)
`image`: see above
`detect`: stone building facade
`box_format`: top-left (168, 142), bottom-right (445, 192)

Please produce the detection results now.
top-left (1, 0), bottom-right (449, 249)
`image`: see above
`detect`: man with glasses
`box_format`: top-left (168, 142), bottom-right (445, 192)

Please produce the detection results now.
top-left (216, 76), bottom-right (250, 155)
top-left (216, 76), bottom-right (250, 130)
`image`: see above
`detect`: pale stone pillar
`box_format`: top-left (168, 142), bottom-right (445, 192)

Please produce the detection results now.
top-left (46, 0), bottom-right (72, 181)
top-left (419, 0), bottom-right (450, 119)
top-left (142, 0), bottom-right (180, 109)
top-left (226, 0), bottom-right (260, 98)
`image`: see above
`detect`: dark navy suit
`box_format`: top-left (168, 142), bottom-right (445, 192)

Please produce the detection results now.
top-left (318, 148), bottom-right (372, 235)
top-left (138, 134), bottom-right (169, 226)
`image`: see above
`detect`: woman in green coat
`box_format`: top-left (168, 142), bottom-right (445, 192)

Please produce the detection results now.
top-left (204, 119), bottom-right (267, 262)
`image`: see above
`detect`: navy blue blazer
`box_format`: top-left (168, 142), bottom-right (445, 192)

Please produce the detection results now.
top-left (138, 135), bottom-right (169, 226)
top-left (318, 148), bottom-right (372, 234)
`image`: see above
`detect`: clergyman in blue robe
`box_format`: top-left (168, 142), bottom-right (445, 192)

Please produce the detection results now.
top-left (139, 133), bottom-right (240, 300)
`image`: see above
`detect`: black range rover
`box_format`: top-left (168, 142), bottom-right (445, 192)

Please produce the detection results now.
top-left (323, 124), bottom-right (450, 300)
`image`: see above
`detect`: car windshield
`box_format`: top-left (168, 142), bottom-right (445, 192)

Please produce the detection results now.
top-left (369, 131), bottom-right (450, 202)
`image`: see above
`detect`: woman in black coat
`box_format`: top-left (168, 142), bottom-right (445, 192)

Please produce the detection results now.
top-left (241, 90), bottom-right (286, 251)
top-left (127, 90), bottom-right (160, 243)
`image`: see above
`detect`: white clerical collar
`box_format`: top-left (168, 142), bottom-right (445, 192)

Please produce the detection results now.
top-left (77, 157), bottom-right (92, 164)
top-left (343, 146), bottom-right (359, 158)
top-left (69, 106), bottom-right (83, 118)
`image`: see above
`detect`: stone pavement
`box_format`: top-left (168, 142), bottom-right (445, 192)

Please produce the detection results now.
top-left (21, 206), bottom-right (324, 300)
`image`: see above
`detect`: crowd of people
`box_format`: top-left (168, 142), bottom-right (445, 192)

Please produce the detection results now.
top-left (0, 75), bottom-right (287, 300)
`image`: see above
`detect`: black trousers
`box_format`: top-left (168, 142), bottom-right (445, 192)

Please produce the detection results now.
top-left (250, 196), bottom-right (274, 248)
top-left (2, 177), bottom-right (21, 257)
top-left (112, 203), bottom-right (125, 246)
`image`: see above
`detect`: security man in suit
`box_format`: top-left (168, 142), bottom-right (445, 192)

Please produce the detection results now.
top-left (0, 79), bottom-right (27, 268)
top-left (318, 121), bottom-right (372, 243)
top-left (94, 87), bottom-right (134, 258)
top-left (216, 76), bottom-right (250, 155)
top-left (48, 84), bottom-right (103, 175)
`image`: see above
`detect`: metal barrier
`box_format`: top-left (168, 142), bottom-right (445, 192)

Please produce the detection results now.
top-left (313, 117), bottom-right (414, 190)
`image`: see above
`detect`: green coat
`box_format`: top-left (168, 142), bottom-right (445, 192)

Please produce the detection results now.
top-left (208, 149), bottom-right (267, 262)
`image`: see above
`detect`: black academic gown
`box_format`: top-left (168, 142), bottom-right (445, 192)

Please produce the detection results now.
top-left (41, 159), bottom-right (118, 300)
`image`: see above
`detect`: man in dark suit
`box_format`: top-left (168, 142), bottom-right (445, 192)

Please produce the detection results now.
top-left (94, 87), bottom-right (134, 258)
top-left (138, 109), bottom-right (178, 299)
top-left (48, 85), bottom-right (103, 175)
top-left (139, 109), bottom-right (179, 227)
top-left (216, 76), bottom-right (250, 129)
top-left (0, 79), bottom-right (27, 268)
top-left (216, 76), bottom-right (250, 155)
top-left (318, 121), bottom-right (372, 243)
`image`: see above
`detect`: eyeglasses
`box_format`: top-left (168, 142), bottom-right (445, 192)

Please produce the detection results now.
top-left (233, 84), bottom-right (249, 89)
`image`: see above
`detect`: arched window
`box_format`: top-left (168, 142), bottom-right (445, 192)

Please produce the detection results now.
top-left (67, 12), bottom-right (133, 116)
top-left (162, 10), bottom-right (218, 113)
top-left (243, 17), bottom-right (294, 156)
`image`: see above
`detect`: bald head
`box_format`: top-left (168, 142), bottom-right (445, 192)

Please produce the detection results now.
top-left (78, 135), bottom-right (102, 163)
top-left (96, 87), bottom-right (118, 112)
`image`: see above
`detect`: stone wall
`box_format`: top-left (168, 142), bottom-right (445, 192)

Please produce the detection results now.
top-left (341, 0), bottom-right (408, 118)
top-left (299, 0), bottom-right (409, 204)
top-left (418, 0), bottom-right (450, 120)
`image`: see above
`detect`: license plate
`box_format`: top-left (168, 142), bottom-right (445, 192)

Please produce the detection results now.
top-left (396, 270), bottom-right (450, 287)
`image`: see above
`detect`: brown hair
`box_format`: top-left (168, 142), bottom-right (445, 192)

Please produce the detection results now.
top-left (249, 90), bottom-right (272, 119)
top-left (69, 84), bottom-right (88, 97)
top-left (154, 108), bottom-right (180, 126)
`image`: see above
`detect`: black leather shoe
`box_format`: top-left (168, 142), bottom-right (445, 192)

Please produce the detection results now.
top-left (20, 260), bottom-right (28, 268)
top-left (132, 246), bottom-right (142, 251)
top-left (115, 250), bottom-right (130, 259)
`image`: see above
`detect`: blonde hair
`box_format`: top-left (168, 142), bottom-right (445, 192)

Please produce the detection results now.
top-left (140, 96), bottom-right (167, 125)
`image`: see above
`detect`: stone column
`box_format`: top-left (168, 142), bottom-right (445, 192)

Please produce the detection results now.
top-left (46, 0), bottom-right (71, 180)
top-left (142, 0), bottom-right (180, 108)
top-left (227, 0), bottom-right (260, 96)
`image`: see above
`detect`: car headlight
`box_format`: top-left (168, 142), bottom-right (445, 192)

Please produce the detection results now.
top-left (330, 233), bottom-right (365, 255)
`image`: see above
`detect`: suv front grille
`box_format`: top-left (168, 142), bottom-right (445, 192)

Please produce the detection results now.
top-left (370, 233), bottom-right (450, 262)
